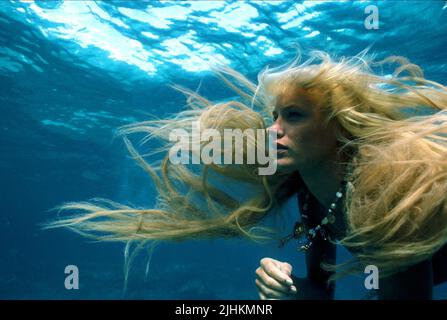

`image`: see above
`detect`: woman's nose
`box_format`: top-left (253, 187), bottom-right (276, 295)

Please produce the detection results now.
top-left (267, 122), bottom-right (284, 139)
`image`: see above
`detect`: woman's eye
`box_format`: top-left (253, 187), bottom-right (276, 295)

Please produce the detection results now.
top-left (287, 111), bottom-right (302, 119)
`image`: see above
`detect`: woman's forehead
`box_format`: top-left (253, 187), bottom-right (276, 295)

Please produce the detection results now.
top-left (274, 87), bottom-right (319, 111)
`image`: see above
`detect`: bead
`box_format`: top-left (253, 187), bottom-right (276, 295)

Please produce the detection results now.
top-left (294, 224), bottom-right (305, 236)
top-left (300, 242), bottom-right (312, 251)
top-left (293, 181), bottom-right (346, 252)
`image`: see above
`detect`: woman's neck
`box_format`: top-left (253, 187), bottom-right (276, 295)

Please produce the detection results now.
top-left (299, 159), bottom-right (346, 209)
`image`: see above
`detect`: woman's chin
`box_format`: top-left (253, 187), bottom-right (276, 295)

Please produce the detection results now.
top-left (275, 158), bottom-right (297, 173)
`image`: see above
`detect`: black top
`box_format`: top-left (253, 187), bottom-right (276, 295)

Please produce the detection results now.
top-left (295, 178), bottom-right (447, 289)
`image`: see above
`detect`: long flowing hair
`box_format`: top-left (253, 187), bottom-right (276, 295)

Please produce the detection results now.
top-left (45, 50), bottom-right (447, 281)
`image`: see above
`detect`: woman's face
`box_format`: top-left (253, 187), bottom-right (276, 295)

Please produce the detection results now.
top-left (267, 87), bottom-right (339, 174)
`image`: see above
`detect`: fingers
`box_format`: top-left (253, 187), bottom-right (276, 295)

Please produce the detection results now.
top-left (280, 262), bottom-right (293, 275)
top-left (256, 279), bottom-right (280, 299)
top-left (255, 258), bottom-right (297, 300)
top-left (260, 258), bottom-right (293, 286)
top-left (255, 266), bottom-right (292, 294)
top-left (256, 277), bottom-right (294, 299)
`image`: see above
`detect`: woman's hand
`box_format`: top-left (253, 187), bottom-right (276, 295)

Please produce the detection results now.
top-left (255, 257), bottom-right (297, 300)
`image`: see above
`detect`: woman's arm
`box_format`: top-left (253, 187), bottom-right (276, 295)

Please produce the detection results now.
top-left (378, 258), bottom-right (433, 300)
top-left (293, 190), bottom-right (337, 299)
top-left (254, 237), bottom-right (336, 300)
top-left (290, 276), bottom-right (334, 300)
top-left (296, 235), bottom-right (337, 299)
top-left (433, 243), bottom-right (447, 285)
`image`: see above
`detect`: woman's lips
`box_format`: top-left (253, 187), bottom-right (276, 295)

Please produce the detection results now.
top-left (276, 143), bottom-right (288, 150)
top-left (275, 143), bottom-right (288, 156)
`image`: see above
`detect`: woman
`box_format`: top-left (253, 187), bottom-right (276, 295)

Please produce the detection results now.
top-left (254, 59), bottom-right (447, 299)
top-left (47, 50), bottom-right (447, 299)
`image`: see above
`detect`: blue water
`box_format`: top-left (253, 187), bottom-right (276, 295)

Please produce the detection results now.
top-left (1, 0), bottom-right (447, 300)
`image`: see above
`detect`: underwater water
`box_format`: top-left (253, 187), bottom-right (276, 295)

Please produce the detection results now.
top-left (1, 0), bottom-right (447, 300)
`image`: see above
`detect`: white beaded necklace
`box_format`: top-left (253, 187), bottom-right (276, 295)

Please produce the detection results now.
top-left (279, 181), bottom-right (347, 251)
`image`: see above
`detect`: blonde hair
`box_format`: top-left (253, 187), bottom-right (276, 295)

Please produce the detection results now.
top-left (45, 50), bottom-right (447, 281)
